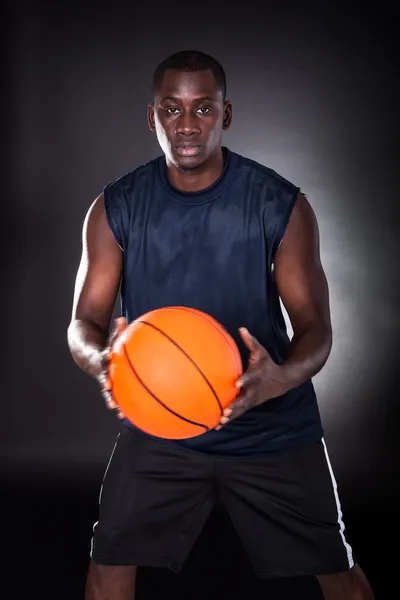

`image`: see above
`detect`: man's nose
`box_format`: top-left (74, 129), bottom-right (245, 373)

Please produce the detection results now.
top-left (175, 112), bottom-right (201, 136)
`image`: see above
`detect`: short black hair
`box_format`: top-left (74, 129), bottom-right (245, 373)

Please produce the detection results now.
top-left (152, 50), bottom-right (227, 100)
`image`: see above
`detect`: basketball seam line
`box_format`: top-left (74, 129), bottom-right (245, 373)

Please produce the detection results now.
top-left (137, 319), bottom-right (224, 415)
top-left (167, 307), bottom-right (242, 381)
top-left (121, 341), bottom-right (210, 432)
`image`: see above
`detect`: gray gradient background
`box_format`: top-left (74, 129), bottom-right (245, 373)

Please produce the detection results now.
top-left (4, 1), bottom-right (399, 598)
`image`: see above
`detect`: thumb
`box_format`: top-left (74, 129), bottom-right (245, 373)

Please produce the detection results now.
top-left (239, 327), bottom-right (266, 357)
top-left (115, 316), bottom-right (128, 336)
top-left (239, 327), bottom-right (270, 365)
top-left (108, 317), bottom-right (128, 355)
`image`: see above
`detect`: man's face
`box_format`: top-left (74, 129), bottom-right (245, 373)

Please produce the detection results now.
top-left (148, 68), bottom-right (232, 171)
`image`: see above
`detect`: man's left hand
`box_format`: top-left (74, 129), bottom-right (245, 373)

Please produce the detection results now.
top-left (215, 327), bottom-right (289, 430)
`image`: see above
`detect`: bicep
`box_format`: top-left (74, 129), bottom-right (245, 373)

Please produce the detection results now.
top-left (70, 194), bottom-right (123, 330)
top-left (273, 192), bottom-right (331, 335)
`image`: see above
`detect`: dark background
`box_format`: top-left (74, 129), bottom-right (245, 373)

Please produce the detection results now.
top-left (4, 1), bottom-right (398, 598)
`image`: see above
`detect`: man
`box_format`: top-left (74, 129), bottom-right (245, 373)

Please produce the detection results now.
top-left (67, 50), bottom-right (375, 599)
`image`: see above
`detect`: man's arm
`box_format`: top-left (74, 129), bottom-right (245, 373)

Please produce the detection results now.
top-left (274, 191), bottom-right (332, 388)
top-left (217, 191), bottom-right (333, 427)
top-left (67, 193), bottom-right (124, 386)
top-left (216, 191), bottom-right (333, 427)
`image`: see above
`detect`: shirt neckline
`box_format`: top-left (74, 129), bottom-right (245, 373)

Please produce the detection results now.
top-left (157, 146), bottom-right (238, 205)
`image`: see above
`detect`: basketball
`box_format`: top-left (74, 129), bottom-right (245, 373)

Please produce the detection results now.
top-left (108, 306), bottom-right (243, 439)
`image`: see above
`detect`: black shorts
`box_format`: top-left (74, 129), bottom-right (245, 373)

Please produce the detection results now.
top-left (91, 426), bottom-right (354, 579)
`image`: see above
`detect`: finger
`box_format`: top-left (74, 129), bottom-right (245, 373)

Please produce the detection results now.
top-left (101, 389), bottom-right (117, 410)
top-left (239, 327), bottom-right (266, 358)
top-left (107, 318), bottom-right (128, 360)
top-left (223, 407), bottom-right (233, 418)
top-left (102, 376), bottom-right (111, 391)
top-left (215, 403), bottom-right (246, 430)
top-left (215, 406), bottom-right (234, 430)
top-left (227, 388), bottom-right (254, 415)
top-left (239, 327), bottom-right (255, 348)
top-left (108, 317), bottom-right (127, 348)
top-left (236, 371), bottom-right (258, 389)
top-left (216, 392), bottom-right (254, 430)
top-left (223, 394), bottom-right (244, 415)
top-left (115, 317), bottom-right (128, 333)
top-left (98, 375), bottom-right (117, 409)
top-left (98, 371), bottom-right (112, 392)
top-left (115, 316), bottom-right (128, 335)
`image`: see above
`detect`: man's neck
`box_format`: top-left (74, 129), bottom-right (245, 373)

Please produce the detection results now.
top-left (166, 147), bottom-right (225, 193)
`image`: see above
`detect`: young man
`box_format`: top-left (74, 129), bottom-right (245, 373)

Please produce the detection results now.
top-left (67, 50), bottom-right (375, 599)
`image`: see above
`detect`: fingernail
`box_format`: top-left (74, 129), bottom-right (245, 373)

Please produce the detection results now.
top-left (220, 416), bottom-right (230, 424)
top-left (224, 408), bottom-right (233, 417)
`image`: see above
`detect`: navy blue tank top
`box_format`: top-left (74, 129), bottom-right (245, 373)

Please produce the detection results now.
top-left (103, 147), bottom-right (323, 457)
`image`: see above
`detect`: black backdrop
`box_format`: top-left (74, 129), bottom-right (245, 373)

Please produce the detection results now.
top-left (4, 2), bottom-right (398, 599)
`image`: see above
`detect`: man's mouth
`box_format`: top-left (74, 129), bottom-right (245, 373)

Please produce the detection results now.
top-left (175, 144), bottom-right (202, 157)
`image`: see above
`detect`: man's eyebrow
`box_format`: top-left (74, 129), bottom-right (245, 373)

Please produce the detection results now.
top-left (160, 96), bottom-right (217, 103)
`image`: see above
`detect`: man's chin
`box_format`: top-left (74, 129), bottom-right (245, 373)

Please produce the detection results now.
top-left (172, 153), bottom-right (205, 173)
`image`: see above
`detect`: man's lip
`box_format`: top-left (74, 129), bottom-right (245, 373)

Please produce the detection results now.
top-left (175, 144), bottom-right (202, 157)
top-left (175, 144), bottom-right (201, 148)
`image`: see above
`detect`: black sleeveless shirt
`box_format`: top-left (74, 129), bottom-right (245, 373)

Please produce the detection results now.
top-left (103, 147), bottom-right (323, 457)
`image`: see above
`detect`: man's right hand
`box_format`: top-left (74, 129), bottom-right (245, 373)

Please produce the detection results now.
top-left (96, 316), bottom-right (128, 418)
top-left (67, 193), bottom-right (127, 420)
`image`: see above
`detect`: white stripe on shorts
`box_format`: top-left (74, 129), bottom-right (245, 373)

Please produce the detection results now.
top-left (322, 438), bottom-right (354, 568)
top-left (90, 430), bottom-right (122, 558)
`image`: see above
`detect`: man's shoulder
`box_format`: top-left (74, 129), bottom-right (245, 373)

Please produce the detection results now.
top-left (104, 155), bottom-right (161, 193)
top-left (233, 150), bottom-right (299, 193)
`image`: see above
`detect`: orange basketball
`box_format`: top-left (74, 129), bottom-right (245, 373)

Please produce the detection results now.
top-left (108, 306), bottom-right (243, 439)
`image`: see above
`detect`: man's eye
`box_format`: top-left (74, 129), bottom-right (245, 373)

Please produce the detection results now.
top-left (197, 107), bottom-right (211, 114)
top-left (166, 107), bottom-right (180, 114)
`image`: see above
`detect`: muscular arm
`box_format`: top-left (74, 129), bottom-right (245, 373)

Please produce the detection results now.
top-left (274, 192), bottom-right (332, 388)
top-left (67, 194), bottom-right (123, 380)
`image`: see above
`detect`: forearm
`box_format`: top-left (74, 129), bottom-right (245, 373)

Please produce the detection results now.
top-left (67, 319), bottom-right (108, 378)
top-left (280, 322), bottom-right (332, 391)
